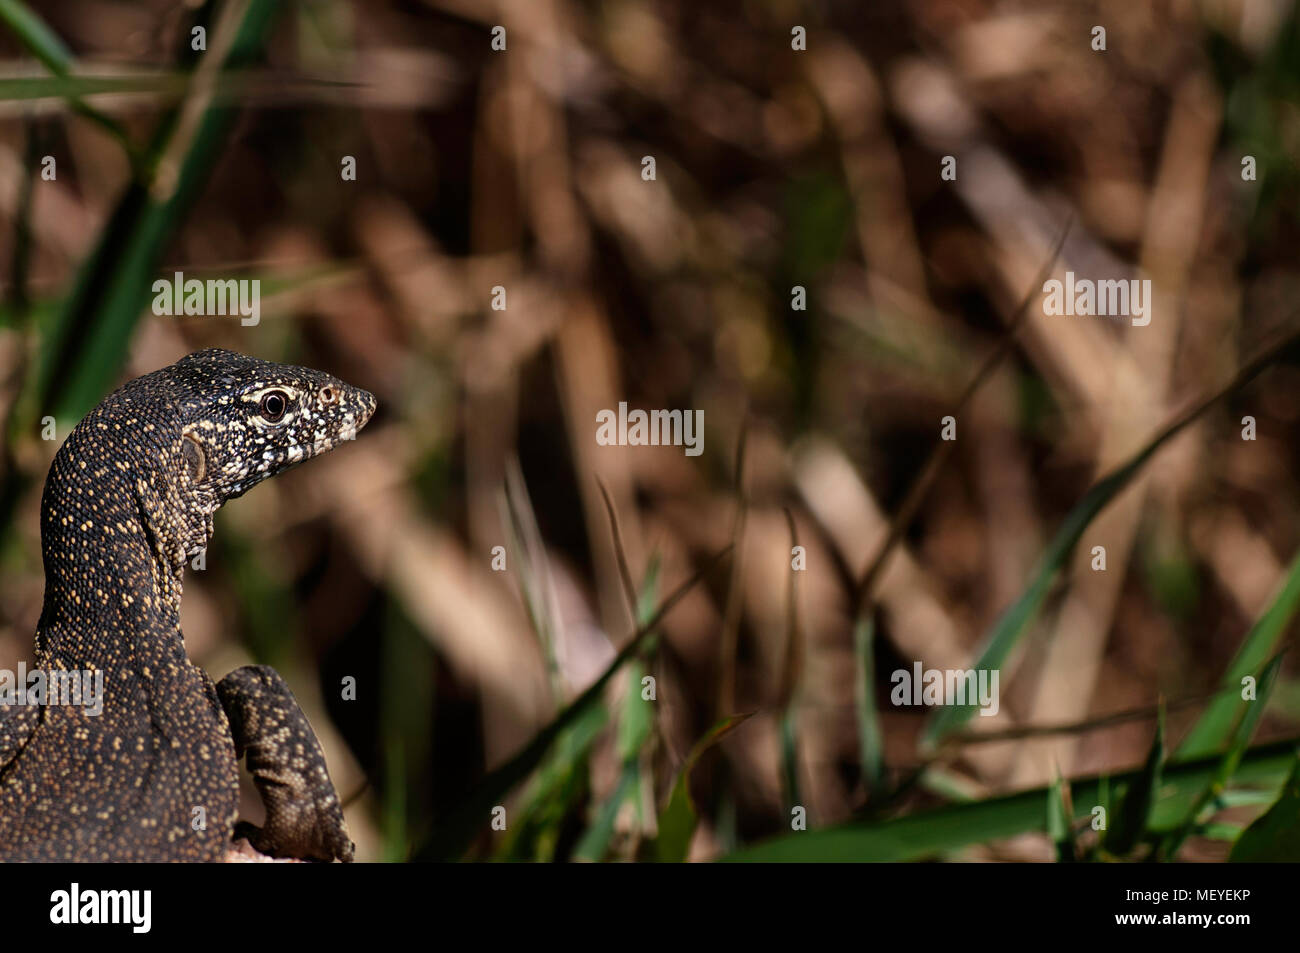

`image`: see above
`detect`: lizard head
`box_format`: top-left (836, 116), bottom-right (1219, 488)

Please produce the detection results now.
top-left (37, 348), bottom-right (377, 631)
top-left (171, 348), bottom-right (377, 504)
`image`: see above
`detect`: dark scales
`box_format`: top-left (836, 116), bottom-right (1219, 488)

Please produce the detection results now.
top-left (0, 349), bottom-right (374, 862)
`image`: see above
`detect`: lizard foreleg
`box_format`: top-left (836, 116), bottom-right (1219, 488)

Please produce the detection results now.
top-left (216, 665), bottom-right (354, 863)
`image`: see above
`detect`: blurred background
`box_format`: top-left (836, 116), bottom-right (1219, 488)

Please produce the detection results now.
top-left (1, 0), bottom-right (1300, 862)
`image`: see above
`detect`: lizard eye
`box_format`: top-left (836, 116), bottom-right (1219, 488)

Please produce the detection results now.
top-left (259, 390), bottom-right (289, 423)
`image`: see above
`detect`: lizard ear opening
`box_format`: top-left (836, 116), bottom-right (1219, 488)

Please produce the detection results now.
top-left (182, 432), bottom-right (207, 484)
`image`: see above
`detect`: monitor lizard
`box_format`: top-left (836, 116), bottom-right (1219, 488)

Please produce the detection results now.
top-left (0, 348), bottom-right (374, 862)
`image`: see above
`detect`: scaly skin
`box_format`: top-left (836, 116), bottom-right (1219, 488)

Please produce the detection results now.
top-left (0, 349), bottom-right (374, 862)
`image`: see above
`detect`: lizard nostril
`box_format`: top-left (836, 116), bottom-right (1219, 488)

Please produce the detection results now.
top-left (319, 386), bottom-right (338, 405)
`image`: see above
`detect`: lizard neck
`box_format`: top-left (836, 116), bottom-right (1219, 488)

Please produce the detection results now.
top-left (35, 420), bottom-right (211, 672)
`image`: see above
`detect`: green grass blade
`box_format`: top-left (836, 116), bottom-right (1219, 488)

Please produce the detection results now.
top-left (1162, 654), bottom-right (1282, 858)
top-left (1199, 822), bottom-right (1246, 841)
top-left (720, 737), bottom-right (1299, 862)
top-left (1230, 753), bottom-right (1300, 861)
top-left (501, 460), bottom-right (564, 700)
top-left (1104, 707), bottom-right (1164, 855)
top-left (654, 713), bottom-right (753, 863)
top-left (572, 651), bottom-right (660, 861)
top-left (1047, 771), bottom-right (1075, 862)
top-left (1177, 552), bottom-right (1300, 759)
top-left (923, 327), bottom-right (1300, 746)
top-left (417, 545), bottom-right (732, 860)
top-left (1205, 655), bottom-right (1283, 791)
top-left (924, 451), bottom-right (1164, 746)
top-left (617, 661), bottom-right (654, 762)
top-left (492, 704), bottom-right (607, 861)
top-left (0, 75), bottom-right (184, 101)
top-left (37, 0), bottom-right (283, 423)
top-left (0, 0), bottom-right (137, 157)
top-left (495, 558), bottom-right (659, 861)
top-left (572, 760), bottom-right (639, 862)
top-left (0, 1), bottom-right (282, 614)
top-left (0, 0), bottom-right (76, 74)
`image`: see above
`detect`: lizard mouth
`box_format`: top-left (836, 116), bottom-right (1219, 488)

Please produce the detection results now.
top-left (312, 428), bottom-right (355, 454)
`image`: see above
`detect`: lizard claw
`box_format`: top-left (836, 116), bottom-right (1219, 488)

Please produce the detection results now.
top-left (235, 791), bottom-right (354, 863)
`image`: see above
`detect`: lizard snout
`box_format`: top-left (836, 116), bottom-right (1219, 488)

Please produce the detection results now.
top-left (315, 382), bottom-right (376, 450)
top-left (355, 387), bottom-right (377, 428)
top-left (344, 385), bottom-right (377, 436)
